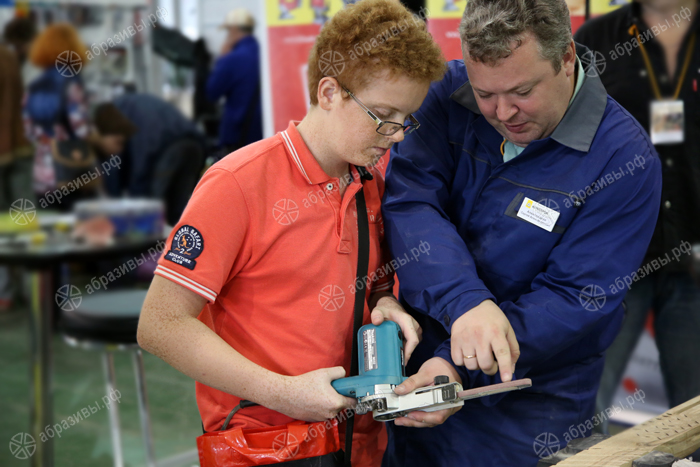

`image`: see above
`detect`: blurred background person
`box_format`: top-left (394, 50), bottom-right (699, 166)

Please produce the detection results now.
top-left (575, 0), bottom-right (700, 435)
top-left (92, 95), bottom-right (205, 226)
top-left (0, 42), bottom-right (34, 312)
top-left (23, 23), bottom-right (90, 198)
top-left (0, 43), bottom-right (34, 213)
top-left (2, 16), bottom-right (40, 85)
top-left (206, 8), bottom-right (262, 157)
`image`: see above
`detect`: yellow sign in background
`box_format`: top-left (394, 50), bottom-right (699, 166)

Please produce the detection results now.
top-left (590, 0), bottom-right (631, 16)
top-left (426, 0), bottom-right (467, 19)
top-left (267, 0), bottom-right (353, 27)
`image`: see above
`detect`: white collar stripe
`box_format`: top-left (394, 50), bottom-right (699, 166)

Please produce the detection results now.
top-left (281, 131), bottom-right (312, 184)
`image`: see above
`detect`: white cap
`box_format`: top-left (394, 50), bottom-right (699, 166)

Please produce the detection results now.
top-left (221, 8), bottom-right (255, 29)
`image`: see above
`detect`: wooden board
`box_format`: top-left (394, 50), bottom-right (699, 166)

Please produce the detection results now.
top-left (558, 395), bottom-right (700, 466)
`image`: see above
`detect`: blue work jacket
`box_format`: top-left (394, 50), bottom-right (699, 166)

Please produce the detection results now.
top-left (381, 52), bottom-right (662, 467)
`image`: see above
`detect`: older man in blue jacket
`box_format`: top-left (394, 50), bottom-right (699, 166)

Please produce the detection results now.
top-left (381, 0), bottom-right (662, 465)
top-left (206, 8), bottom-right (262, 152)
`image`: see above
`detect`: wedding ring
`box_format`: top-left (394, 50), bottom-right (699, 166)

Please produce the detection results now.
top-left (464, 355), bottom-right (476, 359)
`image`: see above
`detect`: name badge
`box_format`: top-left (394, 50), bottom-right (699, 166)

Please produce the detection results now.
top-left (650, 99), bottom-right (684, 144)
top-left (517, 197), bottom-right (560, 232)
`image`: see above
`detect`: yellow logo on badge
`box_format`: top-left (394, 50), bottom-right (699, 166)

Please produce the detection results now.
top-left (526, 200), bottom-right (533, 208)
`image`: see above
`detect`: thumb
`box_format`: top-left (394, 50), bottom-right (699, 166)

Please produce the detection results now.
top-left (371, 308), bottom-right (385, 325)
top-left (328, 366), bottom-right (347, 381)
top-left (394, 372), bottom-right (431, 396)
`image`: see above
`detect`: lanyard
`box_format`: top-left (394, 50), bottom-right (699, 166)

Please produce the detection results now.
top-left (629, 24), bottom-right (696, 100)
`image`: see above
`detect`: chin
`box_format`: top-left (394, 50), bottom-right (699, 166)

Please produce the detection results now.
top-left (500, 126), bottom-right (538, 146)
top-left (362, 155), bottom-right (378, 167)
top-left (352, 150), bottom-right (376, 167)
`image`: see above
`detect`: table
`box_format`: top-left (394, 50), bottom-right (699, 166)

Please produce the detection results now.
top-left (0, 234), bottom-right (164, 467)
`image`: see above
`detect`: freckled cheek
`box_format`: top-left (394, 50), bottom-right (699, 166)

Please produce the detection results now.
top-left (337, 132), bottom-right (371, 156)
top-left (353, 130), bottom-right (377, 148)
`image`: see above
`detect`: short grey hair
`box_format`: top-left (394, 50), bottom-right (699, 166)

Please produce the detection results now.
top-left (459, 0), bottom-right (572, 74)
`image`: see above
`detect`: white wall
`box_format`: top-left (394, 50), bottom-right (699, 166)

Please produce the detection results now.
top-left (0, 7), bottom-right (14, 30)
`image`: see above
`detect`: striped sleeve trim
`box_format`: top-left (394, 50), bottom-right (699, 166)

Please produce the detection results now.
top-left (371, 278), bottom-right (395, 293)
top-left (154, 265), bottom-right (217, 303)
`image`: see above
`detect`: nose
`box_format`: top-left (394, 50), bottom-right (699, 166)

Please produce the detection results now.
top-left (388, 129), bottom-right (405, 143)
top-left (495, 96), bottom-right (518, 123)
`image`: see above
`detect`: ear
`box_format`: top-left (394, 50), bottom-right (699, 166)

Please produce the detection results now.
top-left (317, 77), bottom-right (341, 111)
top-left (562, 40), bottom-right (577, 78)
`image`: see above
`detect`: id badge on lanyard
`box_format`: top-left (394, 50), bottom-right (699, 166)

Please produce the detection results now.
top-left (628, 25), bottom-right (695, 145)
top-left (650, 99), bottom-right (685, 144)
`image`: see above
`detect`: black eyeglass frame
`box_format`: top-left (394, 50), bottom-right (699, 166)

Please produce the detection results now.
top-left (341, 85), bottom-right (420, 136)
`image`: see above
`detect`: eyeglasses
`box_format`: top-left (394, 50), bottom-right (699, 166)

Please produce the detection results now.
top-left (341, 86), bottom-right (420, 136)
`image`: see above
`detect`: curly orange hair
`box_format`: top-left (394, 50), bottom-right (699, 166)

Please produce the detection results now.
top-left (307, 0), bottom-right (446, 105)
top-left (29, 23), bottom-right (88, 69)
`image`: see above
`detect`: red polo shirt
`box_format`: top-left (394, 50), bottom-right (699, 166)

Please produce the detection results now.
top-left (155, 121), bottom-right (393, 465)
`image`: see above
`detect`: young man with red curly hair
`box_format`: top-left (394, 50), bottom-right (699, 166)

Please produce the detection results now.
top-left (137, 1), bottom-right (451, 464)
top-left (23, 23), bottom-right (89, 194)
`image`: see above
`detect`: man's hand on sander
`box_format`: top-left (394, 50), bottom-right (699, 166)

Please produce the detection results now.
top-left (450, 300), bottom-right (520, 382)
top-left (271, 367), bottom-right (356, 422)
top-left (371, 295), bottom-right (422, 363)
top-left (392, 357), bottom-right (462, 428)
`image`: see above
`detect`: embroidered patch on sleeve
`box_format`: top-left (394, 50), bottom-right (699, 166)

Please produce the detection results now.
top-left (164, 225), bottom-right (204, 270)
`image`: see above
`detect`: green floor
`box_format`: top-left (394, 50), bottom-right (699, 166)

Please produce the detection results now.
top-left (0, 307), bottom-right (201, 467)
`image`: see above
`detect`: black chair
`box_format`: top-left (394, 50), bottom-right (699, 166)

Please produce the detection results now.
top-left (59, 289), bottom-right (155, 467)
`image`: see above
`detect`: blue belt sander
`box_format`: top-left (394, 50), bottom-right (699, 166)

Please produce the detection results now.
top-left (332, 321), bottom-right (532, 421)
